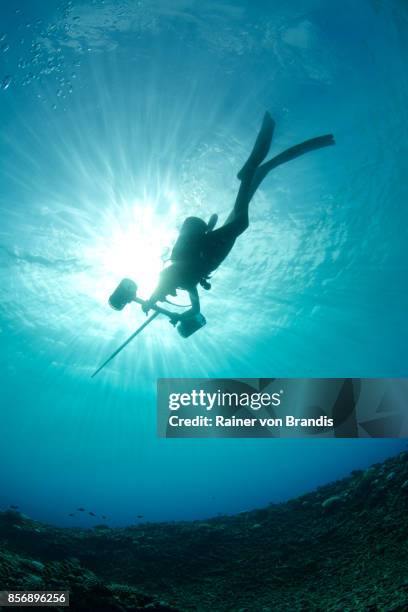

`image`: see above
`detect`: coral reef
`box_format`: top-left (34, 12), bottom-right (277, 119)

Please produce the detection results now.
top-left (1, 452), bottom-right (408, 611)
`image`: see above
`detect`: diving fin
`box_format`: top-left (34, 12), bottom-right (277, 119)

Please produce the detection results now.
top-left (248, 134), bottom-right (335, 200)
top-left (237, 112), bottom-right (275, 181)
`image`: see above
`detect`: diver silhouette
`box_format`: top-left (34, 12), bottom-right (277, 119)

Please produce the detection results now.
top-left (143, 112), bottom-right (334, 322)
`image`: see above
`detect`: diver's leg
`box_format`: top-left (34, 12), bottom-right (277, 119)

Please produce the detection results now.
top-left (248, 134), bottom-right (335, 200)
top-left (223, 133), bottom-right (334, 231)
top-left (223, 113), bottom-right (275, 229)
top-left (208, 132), bottom-right (335, 272)
top-left (223, 181), bottom-right (252, 229)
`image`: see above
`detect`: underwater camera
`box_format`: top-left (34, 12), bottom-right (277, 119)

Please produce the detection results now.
top-left (92, 278), bottom-right (206, 376)
top-left (91, 278), bottom-right (207, 377)
top-left (109, 278), bottom-right (138, 311)
top-left (177, 313), bottom-right (207, 338)
top-left (108, 277), bottom-right (206, 338)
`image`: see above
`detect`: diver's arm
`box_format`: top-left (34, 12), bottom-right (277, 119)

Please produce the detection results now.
top-left (142, 285), bottom-right (200, 321)
top-left (178, 286), bottom-right (200, 321)
top-left (141, 287), bottom-right (163, 314)
top-left (189, 286), bottom-right (200, 314)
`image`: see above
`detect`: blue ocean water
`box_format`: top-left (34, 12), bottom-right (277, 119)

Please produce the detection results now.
top-left (0, 0), bottom-right (407, 527)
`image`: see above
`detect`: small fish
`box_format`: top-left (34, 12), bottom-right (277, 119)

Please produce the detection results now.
top-left (136, 515), bottom-right (144, 519)
top-left (89, 512), bottom-right (96, 517)
top-left (77, 508), bottom-right (85, 512)
top-left (101, 515), bottom-right (107, 520)
top-left (9, 505), bottom-right (19, 510)
top-left (68, 513), bottom-right (74, 517)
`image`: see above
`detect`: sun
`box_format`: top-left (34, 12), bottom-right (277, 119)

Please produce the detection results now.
top-left (82, 197), bottom-right (180, 309)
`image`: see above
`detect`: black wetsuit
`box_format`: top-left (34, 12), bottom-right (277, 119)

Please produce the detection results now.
top-left (170, 222), bottom-right (243, 280)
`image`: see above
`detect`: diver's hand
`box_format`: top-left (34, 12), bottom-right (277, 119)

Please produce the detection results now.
top-left (169, 313), bottom-right (180, 327)
top-left (141, 300), bottom-right (153, 315)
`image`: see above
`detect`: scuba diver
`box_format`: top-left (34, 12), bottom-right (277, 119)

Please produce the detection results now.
top-left (142, 112), bottom-right (334, 323)
top-left (94, 113), bottom-right (335, 376)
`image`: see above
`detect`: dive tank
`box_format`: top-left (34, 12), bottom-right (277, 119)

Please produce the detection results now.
top-left (177, 313), bottom-right (207, 338)
top-left (109, 278), bottom-right (137, 311)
